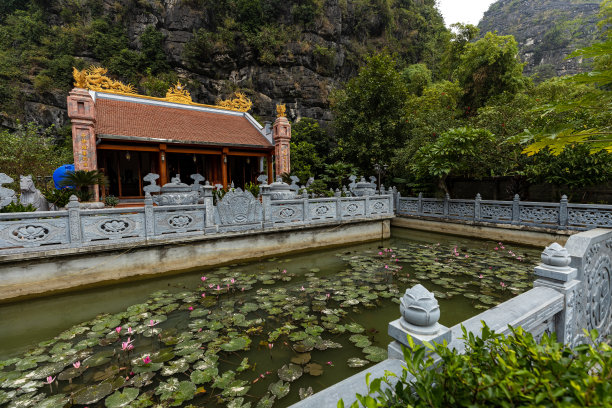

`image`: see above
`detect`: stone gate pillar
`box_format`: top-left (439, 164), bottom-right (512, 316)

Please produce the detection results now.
top-left (67, 87), bottom-right (98, 200)
top-left (273, 104), bottom-right (291, 177)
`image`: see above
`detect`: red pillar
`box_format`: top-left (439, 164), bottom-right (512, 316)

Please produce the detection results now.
top-left (273, 109), bottom-right (291, 178)
top-left (67, 88), bottom-right (99, 201)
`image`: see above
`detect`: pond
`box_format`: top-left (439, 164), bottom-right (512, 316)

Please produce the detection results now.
top-left (0, 228), bottom-right (541, 408)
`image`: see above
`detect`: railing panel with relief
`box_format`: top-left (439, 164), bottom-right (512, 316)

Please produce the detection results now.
top-left (80, 208), bottom-right (146, 243)
top-left (567, 203), bottom-right (612, 230)
top-left (518, 202), bottom-right (560, 229)
top-left (479, 200), bottom-right (513, 224)
top-left (152, 205), bottom-right (206, 236)
top-left (0, 211), bottom-right (71, 252)
top-left (421, 198), bottom-right (444, 218)
top-left (308, 199), bottom-right (338, 222)
top-left (269, 200), bottom-right (306, 225)
top-left (448, 199), bottom-right (476, 221)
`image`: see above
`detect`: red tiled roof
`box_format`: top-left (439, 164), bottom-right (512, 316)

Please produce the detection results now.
top-left (94, 97), bottom-right (272, 148)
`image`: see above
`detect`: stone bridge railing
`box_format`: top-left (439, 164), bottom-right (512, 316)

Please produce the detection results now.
top-left (397, 193), bottom-right (612, 230)
top-left (0, 188), bottom-right (394, 254)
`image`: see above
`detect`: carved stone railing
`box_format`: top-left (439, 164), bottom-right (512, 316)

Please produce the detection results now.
top-left (0, 188), bottom-right (394, 254)
top-left (397, 193), bottom-right (612, 230)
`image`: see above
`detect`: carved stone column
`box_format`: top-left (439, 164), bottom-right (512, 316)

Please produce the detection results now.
top-left (67, 87), bottom-right (98, 200)
top-left (388, 284), bottom-right (452, 359)
top-left (273, 104), bottom-right (291, 177)
top-left (534, 242), bottom-right (580, 346)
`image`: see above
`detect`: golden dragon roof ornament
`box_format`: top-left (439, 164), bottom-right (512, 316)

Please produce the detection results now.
top-left (72, 67), bottom-right (253, 112)
top-left (276, 104), bottom-right (286, 118)
top-left (216, 92), bottom-right (253, 112)
top-left (73, 66), bottom-right (137, 94)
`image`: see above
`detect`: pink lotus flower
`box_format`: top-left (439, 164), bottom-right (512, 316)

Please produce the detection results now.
top-left (268, 343), bottom-right (274, 350)
top-left (282, 269), bottom-right (287, 274)
top-left (73, 361), bottom-right (81, 369)
top-left (478, 274), bottom-right (483, 279)
top-left (142, 355), bottom-right (151, 364)
top-left (326, 361), bottom-right (333, 366)
top-left (326, 293), bottom-right (331, 299)
top-left (300, 286), bottom-right (305, 291)
top-left (231, 278), bottom-right (235, 284)
top-left (500, 282), bottom-right (506, 288)
top-left (201, 276), bottom-right (207, 281)
top-left (241, 287), bottom-right (244, 291)
top-left (384, 265), bottom-right (389, 269)
top-left (188, 306), bottom-right (194, 311)
top-left (148, 319), bottom-right (158, 327)
top-left (115, 326), bottom-right (122, 334)
top-left (201, 293), bottom-right (206, 298)
top-left (465, 255), bottom-right (469, 258)
top-left (209, 284), bottom-right (214, 288)
top-left (494, 247), bottom-right (499, 251)
top-left (391, 254), bottom-right (395, 258)
top-left (216, 285), bottom-right (221, 291)
top-left (501, 246), bottom-right (505, 249)
top-left (45, 376), bottom-right (56, 384)
top-left (378, 251), bottom-right (383, 255)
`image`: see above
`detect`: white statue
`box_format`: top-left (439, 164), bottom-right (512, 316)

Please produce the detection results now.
top-left (20, 175), bottom-right (48, 211)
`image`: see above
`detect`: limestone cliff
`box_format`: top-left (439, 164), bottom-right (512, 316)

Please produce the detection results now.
top-left (478, 0), bottom-right (602, 78)
top-left (0, 0), bottom-right (446, 132)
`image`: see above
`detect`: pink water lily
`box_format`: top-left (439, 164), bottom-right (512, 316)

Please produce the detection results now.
top-left (142, 355), bottom-right (151, 364)
top-left (201, 293), bottom-right (206, 298)
top-left (231, 278), bottom-right (235, 284)
top-left (268, 343), bottom-right (274, 350)
top-left (127, 327), bottom-right (133, 335)
top-left (148, 319), bottom-right (158, 327)
top-left (73, 361), bottom-right (81, 369)
top-left (465, 255), bottom-right (469, 258)
top-left (378, 251), bottom-right (383, 255)
top-left (494, 247), bottom-right (499, 251)
top-left (300, 286), bottom-right (305, 291)
top-left (326, 293), bottom-right (331, 299)
top-left (326, 361), bottom-right (333, 366)
top-left (282, 269), bottom-right (287, 274)
top-left (115, 326), bottom-right (122, 334)
top-left (121, 337), bottom-right (134, 351)
top-left (209, 284), bottom-right (214, 288)
top-left (188, 306), bottom-right (194, 311)
top-left (478, 274), bottom-right (483, 279)
top-left (45, 376), bottom-right (56, 384)
top-left (216, 285), bottom-right (221, 291)
top-left (201, 276), bottom-right (207, 281)
top-left (384, 265), bottom-right (389, 269)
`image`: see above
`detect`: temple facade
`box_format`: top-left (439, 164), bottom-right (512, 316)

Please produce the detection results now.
top-left (67, 67), bottom-right (291, 200)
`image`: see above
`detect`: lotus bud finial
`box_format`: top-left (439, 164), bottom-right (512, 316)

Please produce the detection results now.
top-left (399, 284), bottom-right (440, 327)
top-left (541, 242), bottom-right (571, 268)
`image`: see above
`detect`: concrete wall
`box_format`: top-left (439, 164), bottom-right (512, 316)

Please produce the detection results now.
top-left (392, 217), bottom-right (575, 247)
top-left (0, 217), bottom-right (391, 302)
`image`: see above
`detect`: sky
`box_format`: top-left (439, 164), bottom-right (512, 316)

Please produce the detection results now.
top-left (437, 0), bottom-right (498, 27)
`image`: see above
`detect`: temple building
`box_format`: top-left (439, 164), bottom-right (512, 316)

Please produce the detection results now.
top-left (67, 67), bottom-right (291, 200)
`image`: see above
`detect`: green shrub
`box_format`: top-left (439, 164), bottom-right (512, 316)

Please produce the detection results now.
top-left (104, 195), bottom-right (119, 207)
top-left (0, 201), bottom-right (36, 213)
top-left (43, 188), bottom-right (73, 208)
top-left (244, 182), bottom-right (260, 197)
top-left (341, 323), bottom-right (612, 407)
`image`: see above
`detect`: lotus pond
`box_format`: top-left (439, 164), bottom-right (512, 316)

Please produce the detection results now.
top-left (0, 228), bottom-right (541, 408)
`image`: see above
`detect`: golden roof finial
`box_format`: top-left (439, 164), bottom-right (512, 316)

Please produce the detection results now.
top-left (276, 104), bottom-right (286, 118)
top-left (216, 92), bottom-right (253, 112)
top-left (165, 81), bottom-right (192, 103)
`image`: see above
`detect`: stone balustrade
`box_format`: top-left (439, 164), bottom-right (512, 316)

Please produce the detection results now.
top-left (397, 193), bottom-right (612, 230)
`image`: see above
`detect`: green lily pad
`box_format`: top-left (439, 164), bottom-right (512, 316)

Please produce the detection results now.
top-left (299, 386), bottom-right (314, 400)
top-left (277, 363), bottom-right (303, 382)
top-left (304, 363), bottom-right (323, 376)
top-left (220, 336), bottom-right (251, 352)
top-left (363, 346), bottom-right (387, 362)
top-left (222, 380), bottom-right (250, 397)
top-left (156, 378), bottom-right (196, 406)
top-left (36, 394), bottom-right (70, 408)
top-left (104, 388), bottom-right (139, 407)
top-left (72, 382), bottom-right (114, 405)
top-left (255, 392), bottom-right (276, 408)
top-left (347, 357), bottom-right (369, 368)
top-left (190, 366), bottom-right (218, 384)
top-left (290, 353), bottom-right (311, 365)
top-left (268, 379), bottom-right (290, 398)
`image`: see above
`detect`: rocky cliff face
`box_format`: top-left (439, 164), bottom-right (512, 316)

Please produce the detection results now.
top-left (0, 0), bottom-right (446, 132)
top-left (478, 0), bottom-right (601, 78)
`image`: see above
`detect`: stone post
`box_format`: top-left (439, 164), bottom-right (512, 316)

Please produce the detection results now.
top-left (388, 284), bottom-right (452, 359)
top-left (261, 190), bottom-right (273, 228)
top-left (395, 191), bottom-right (401, 214)
top-left (512, 194), bottom-right (520, 225)
top-left (533, 243), bottom-right (580, 345)
top-left (559, 195), bottom-right (568, 229)
top-left (417, 193), bottom-right (423, 215)
top-left (474, 193), bottom-right (481, 221)
top-left (202, 182), bottom-right (217, 233)
top-left (66, 195), bottom-right (81, 247)
top-left (443, 193), bottom-right (450, 218)
top-left (273, 104), bottom-right (291, 176)
top-left (144, 193), bottom-right (154, 238)
top-left (67, 87), bottom-right (99, 201)
top-left (365, 195), bottom-right (371, 217)
top-left (336, 196), bottom-right (343, 220)
top-left (303, 196), bottom-right (310, 222)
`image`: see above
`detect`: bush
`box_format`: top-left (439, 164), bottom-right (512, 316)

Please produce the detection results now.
top-left (0, 201), bottom-right (36, 213)
top-left (42, 188), bottom-right (73, 208)
top-left (341, 323), bottom-right (612, 407)
top-left (104, 195), bottom-right (119, 207)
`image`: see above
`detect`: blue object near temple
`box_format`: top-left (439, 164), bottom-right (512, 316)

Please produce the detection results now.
top-left (53, 164), bottom-right (75, 189)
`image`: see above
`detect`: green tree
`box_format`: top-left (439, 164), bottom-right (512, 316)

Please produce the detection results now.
top-left (454, 32), bottom-right (528, 110)
top-left (410, 127), bottom-right (495, 196)
top-left (522, 0), bottom-right (612, 156)
top-left (292, 118), bottom-right (333, 160)
top-left (0, 122), bottom-right (72, 183)
top-left (401, 63), bottom-right (432, 96)
top-left (290, 140), bottom-right (324, 184)
top-left (60, 170), bottom-right (109, 202)
top-left (332, 53), bottom-right (409, 173)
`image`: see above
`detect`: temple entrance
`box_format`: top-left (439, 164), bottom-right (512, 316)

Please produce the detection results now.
top-left (228, 156), bottom-right (261, 188)
top-left (166, 153), bottom-right (222, 186)
top-left (98, 150), bottom-right (158, 198)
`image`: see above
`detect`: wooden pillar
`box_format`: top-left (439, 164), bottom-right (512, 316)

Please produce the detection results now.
top-left (159, 143), bottom-right (167, 186)
top-left (267, 152), bottom-right (273, 183)
top-left (222, 147), bottom-right (229, 189)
